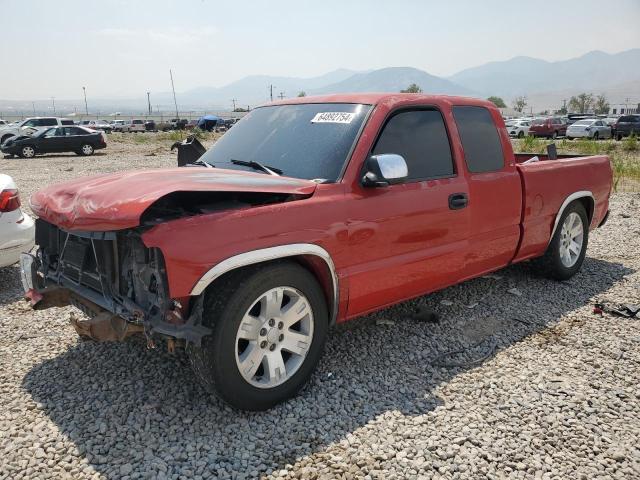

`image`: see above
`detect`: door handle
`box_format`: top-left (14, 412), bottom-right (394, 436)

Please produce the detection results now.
top-left (449, 193), bottom-right (468, 210)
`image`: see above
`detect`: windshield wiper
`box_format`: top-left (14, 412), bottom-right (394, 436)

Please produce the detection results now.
top-left (231, 159), bottom-right (282, 176)
top-left (191, 158), bottom-right (214, 168)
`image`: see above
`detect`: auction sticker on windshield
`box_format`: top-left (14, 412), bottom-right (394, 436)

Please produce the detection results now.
top-left (311, 112), bottom-right (356, 124)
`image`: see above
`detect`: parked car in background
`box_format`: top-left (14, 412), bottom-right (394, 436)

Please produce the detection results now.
top-left (1, 126), bottom-right (106, 158)
top-left (505, 119), bottom-right (530, 138)
top-left (145, 120), bottom-right (157, 132)
top-left (0, 119), bottom-right (7, 126)
top-left (80, 120), bottom-right (113, 133)
top-left (0, 174), bottom-right (34, 268)
top-left (169, 118), bottom-right (189, 130)
top-left (529, 117), bottom-right (567, 138)
top-left (123, 119), bottom-right (146, 133)
top-left (613, 115), bottom-right (640, 140)
top-left (185, 120), bottom-right (198, 130)
top-left (111, 120), bottom-right (127, 132)
top-left (0, 117), bottom-right (74, 144)
top-left (23, 94), bottom-right (612, 410)
top-left (566, 119), bottom-right (612, 140)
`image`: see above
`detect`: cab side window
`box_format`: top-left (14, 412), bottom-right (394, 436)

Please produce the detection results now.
top-left (452, 106), bottom-right (504, 174)
top-left (372, 109), bottom-right (454, 181)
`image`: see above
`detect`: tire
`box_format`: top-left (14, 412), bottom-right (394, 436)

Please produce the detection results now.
top-left (518, 131), bottom-right (524, 138)
top-left (617, 134), bottom-right (623, 141)
top-left (531, 202), bottom-right (589, 281)
top-left (593, 132), bottom-right (599, 140)
top-left (79, 144), bottom-right (94, 156)
top-left (188, 261), bottom-right (328, 411)
top-left (20, 145), bottom-right (35, 158)
top-left (552, 131), bottom-right (558, 139)
top-left (567, 136), bottom-right (573, 140)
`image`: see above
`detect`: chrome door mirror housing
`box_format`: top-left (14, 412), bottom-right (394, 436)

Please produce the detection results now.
top-left (361, 154), bottom-right (408, 187)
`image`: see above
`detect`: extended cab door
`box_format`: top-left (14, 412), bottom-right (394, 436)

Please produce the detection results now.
top-left (451, 105), bottom-right (522, 277)
top-left (345, 107), bottom-right (470, 316)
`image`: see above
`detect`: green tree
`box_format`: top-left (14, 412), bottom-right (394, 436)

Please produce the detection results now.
top-left (594, 94), bottom-right (610, 115)
top-left (297, 91), bottom-right (307, 97)
top-left (401, 83), bottom-right (422, 93)
top-left (513, 96), bottom-right (528, 113)
top-left (487, 96), bottom-right (506, 108)
top-left (568, 93), bottom-right (594, 113)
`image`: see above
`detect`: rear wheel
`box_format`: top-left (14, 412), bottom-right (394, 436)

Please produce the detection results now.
top-left (20, 145), bottom-right (35, 158)
top-left (188, 262), bottom-right (328, 411)
top-left (617, 133), bottom-right (623, 141)
top-left (552, 131), bottom-right (558, 139)
top-left (593, 132), bottom-right (599, 140)
top-left (518, 131), bottom-right (524, 138)
top-left (79, 144), bottom-right (94, 156)
top-left (532, 202), bottom-right (588, 280)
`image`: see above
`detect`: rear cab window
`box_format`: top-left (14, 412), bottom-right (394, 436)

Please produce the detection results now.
top-left (372, 109), bottom-right (454, 181)
top-left (452, 106), bottom-right (504, 174)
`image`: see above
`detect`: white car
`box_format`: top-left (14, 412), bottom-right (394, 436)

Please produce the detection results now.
top-left (120, 119), bottom-right (146, 133)
top-left (566, 119), bottom-right (612, 140)
top-left (0, 117), bottom-right (74, 145)
top-left (505, 119), bottom-right (531, 138)
top-left (0, 174), bottom-right (35, 268)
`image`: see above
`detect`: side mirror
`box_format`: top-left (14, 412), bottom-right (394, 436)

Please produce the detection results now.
top-left (362, 154), bottom-right (408, 187)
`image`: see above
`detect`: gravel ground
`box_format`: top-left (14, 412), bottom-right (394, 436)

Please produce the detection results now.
top-left (1, 140), bottom-right (639, 479)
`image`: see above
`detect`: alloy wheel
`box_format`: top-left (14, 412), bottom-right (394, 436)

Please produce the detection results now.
top-left (559, 212), bottom-right (584, 268)
top-left (235, 286), bottom-right (314, 389)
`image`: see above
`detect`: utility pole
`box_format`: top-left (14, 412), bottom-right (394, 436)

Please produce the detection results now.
top-left (51, 97), bottom-right (56, 114)
top-left (562, 99), bottom-right (567, 112)
top-left (269, 84), bottom-right (274, 102)
top-left (170, 69), bottom-right (179, 119)
top-left (231, 98), bottom-right (237, 111)
top-left (278, 91), bottom-right (285, 100)
top-left (82, 86), bottom-right (88, 115)
top-left (147, 92), bottom-right (152, 115)
top-left (32, 102), bottom-right (36, 115)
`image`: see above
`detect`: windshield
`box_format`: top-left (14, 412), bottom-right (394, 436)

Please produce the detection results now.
top-left (199, 103), bottom-right (371, 181)
top-left (573, 120), bottom-right (594, 126)
top-left (531, 119), bottom-right (547, 125)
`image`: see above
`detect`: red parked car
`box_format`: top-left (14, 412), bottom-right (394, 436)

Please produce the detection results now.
top-left (529, 117), bottom-right (568, 138)
top-left (22, 94), bottom-right (612, 410)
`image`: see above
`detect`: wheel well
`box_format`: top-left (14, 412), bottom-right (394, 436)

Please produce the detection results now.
top-left (575, 196), bottom-right (594, 225)
top-left (1, 134), bottom-right (14, 143)
top-left (192, 253), bottom-right (338, 325)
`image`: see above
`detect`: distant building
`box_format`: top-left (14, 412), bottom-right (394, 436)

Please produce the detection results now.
top-left (609, 103), bottom-right (639, 115)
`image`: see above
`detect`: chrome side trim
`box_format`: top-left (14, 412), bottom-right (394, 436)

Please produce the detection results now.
top-left (190, 244), bottom-right (339, 324)
top-left (549, 191), bottom-right (594, 245)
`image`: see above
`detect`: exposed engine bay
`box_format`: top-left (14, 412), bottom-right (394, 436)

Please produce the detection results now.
top-left (26, 219), bottom-right (210, 345)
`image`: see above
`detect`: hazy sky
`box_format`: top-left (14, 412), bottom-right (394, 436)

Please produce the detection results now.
top-left (1, 0), bottom-right (639, 100)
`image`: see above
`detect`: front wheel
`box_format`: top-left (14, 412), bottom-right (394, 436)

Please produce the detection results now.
top-left (188, 262), bottom-right (328, 411)
top-left (552, 131), bottom-right (558, 139)
top-left (20, 145), bottom-right (35, 158)
top-left (518, 131), bottom-right (524, 138)
top-left (532, 202), bottom-right (588, 280)
top-left (593, 132), bottom-right (599, 140)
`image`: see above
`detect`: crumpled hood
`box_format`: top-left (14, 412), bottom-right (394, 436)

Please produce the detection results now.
top-left (31, 167), bottom-right (317, 231)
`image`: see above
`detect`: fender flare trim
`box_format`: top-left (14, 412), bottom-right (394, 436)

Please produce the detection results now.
top-left (549, 191), bottom-right (594, 245)
top-left (189, 243), bottom-right (339, 324)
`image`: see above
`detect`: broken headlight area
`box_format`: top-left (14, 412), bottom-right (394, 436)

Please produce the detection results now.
top-left (26, 219), bottom-right (209, 345)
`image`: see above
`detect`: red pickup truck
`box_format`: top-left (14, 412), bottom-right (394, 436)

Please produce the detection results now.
top-left (22, 94), bottom-right (612, 410)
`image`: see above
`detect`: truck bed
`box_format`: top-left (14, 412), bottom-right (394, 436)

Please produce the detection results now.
top-left (513, 154), bottom-right (612, 262)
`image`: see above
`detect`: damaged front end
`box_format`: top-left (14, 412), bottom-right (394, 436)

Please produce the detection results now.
top-left (21, 219), bottom-right (210, 345)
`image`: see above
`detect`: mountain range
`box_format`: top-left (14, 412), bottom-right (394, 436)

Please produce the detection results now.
top-left (1, 49), bottom-right (638, 114)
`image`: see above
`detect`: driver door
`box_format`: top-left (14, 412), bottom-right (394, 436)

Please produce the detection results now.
top-left (39, 127), bottom-right (67, 153)
top-left (345, 108), bottom-right (470, 316)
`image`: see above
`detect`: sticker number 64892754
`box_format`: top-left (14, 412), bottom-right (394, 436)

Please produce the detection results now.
top-left (311, 112), bottom-right (356, 124)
